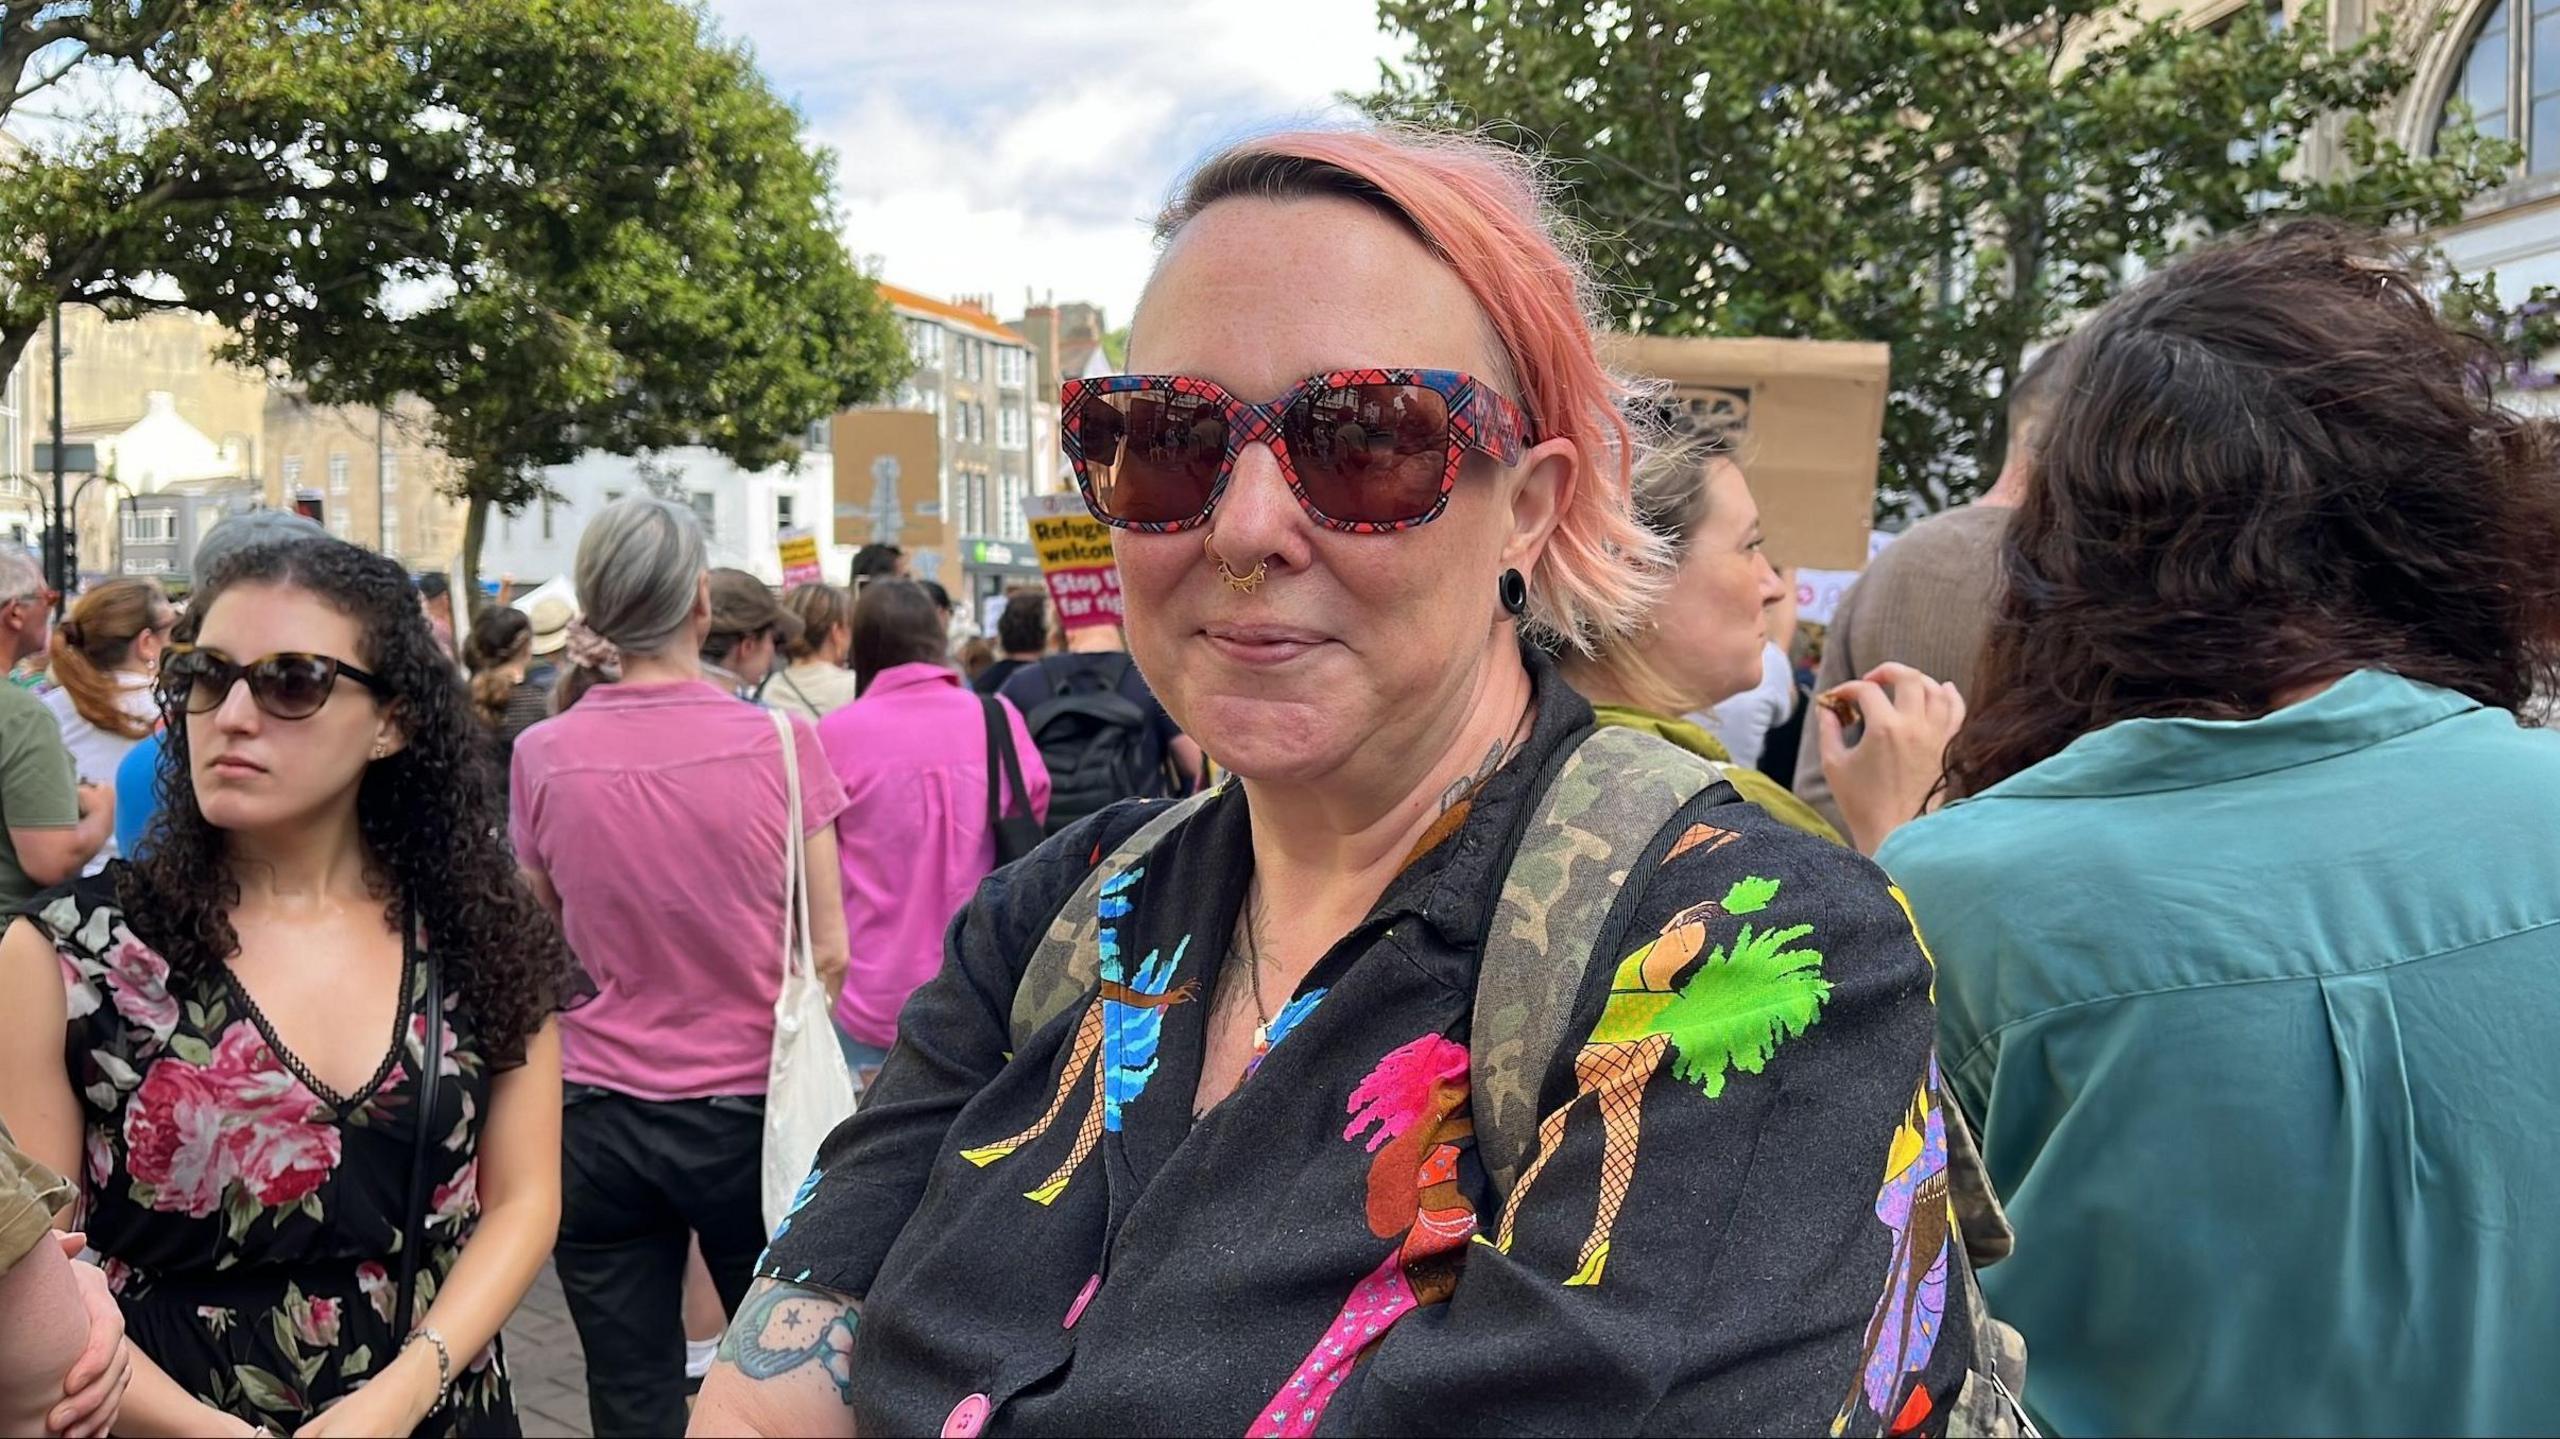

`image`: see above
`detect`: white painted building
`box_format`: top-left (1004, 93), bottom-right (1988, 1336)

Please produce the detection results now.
top-left (478, 438), bottom-right (848, 590)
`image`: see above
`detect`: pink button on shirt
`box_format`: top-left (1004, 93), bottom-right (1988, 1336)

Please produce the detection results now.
top-left (818, 663), bottom-right (1049, 1049)
top-left (512, 681), bottom-right (849, 1100)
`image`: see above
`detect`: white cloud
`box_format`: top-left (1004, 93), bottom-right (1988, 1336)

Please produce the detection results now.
top-left (703, 0), bottom-right (1406, 326)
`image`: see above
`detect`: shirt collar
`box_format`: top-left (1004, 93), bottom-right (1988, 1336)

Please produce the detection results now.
top-left (1973, 668), bottom-right (2482, 800)
top-left (576, 678), bottom-right (741, 710)
top-left (864, 662), bottom-right (960, 697)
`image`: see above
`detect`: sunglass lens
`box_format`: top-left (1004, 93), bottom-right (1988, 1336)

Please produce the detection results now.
top-left (1080, 389), bottom-right (1225, 526)
top-left (253, 657), bottom-right (335, 719)
top-left (161, 653), bottom-right (225, 715)
top-left (1282, 383), bottom-right (1452, 527)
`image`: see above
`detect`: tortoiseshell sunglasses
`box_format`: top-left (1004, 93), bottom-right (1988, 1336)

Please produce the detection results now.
top-left (1060, 368), bottom-right (1535, 534)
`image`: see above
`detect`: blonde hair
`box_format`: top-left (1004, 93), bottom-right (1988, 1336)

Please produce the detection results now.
top-left (1158, 124), bottom-right (1670, 653)
top-left (781, 583), bottom-right (852, 662)
top-left (51, 579), bottom-right (170, 740)
top-left (1560, 436), bottom-right (1728, 717)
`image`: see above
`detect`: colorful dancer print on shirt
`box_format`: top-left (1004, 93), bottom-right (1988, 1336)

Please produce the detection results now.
top-left (1831, 1062), bottom-right (1955, 1437)
top-left (959, 866), bottom-right (1196, 1205)
top-left (1254, 1033), bottom-right (1475, 1438)
top-left (1247, 988), bottom-right (1329, 1078)
top-left (1490, 841), bottom-right (1831, 1287)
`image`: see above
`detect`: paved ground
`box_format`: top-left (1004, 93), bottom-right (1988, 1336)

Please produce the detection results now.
top-left (504, 1261), bottom-right (594, 1438)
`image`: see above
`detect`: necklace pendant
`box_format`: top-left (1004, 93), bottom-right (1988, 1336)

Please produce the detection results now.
top-left (1252, 1019), bottom-right (1271, 1051)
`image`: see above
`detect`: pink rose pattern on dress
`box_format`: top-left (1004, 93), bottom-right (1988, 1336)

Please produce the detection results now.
top-left (122, 1022), bottom-right (342, 1218)
top-left (408, 1008), bottom-right (464, 1080)
top-left (289, 1291), bottom-right (343, 1348)
top-left (429, 1157), bottom-right (480, 1231)
top-left (101, 936), bottom-right (181, 1041)
top-left (55, 887), bottom-right (514, 1430)
top-left (357, 1262), bottom-right (394, 1324)
top-left (58, 949), bottom-right (100, 1021)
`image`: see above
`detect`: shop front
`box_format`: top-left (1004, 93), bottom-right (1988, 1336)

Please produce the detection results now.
top-left (959, 536), bottom-right (1044, 637)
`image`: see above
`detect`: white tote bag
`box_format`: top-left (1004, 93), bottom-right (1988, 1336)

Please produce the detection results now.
top-left (761, 709), bottom-right (858, 1234)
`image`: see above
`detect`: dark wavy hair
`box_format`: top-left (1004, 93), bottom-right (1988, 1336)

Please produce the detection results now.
top-left (1945, 220), bottom-right (2560, 798)
top-left (122, 539), bottom-right (575, 1066)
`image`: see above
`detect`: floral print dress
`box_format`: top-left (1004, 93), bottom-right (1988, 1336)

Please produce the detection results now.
top-left (38, 873), bottom-right (517, 1437)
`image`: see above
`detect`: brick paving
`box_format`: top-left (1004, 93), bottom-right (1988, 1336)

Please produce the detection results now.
top-left (504, 1261), bottom-right (594, 1438)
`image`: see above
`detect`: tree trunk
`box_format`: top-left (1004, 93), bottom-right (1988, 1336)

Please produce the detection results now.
top-left (0, 322), bottom-right (34, 388)
top-left (460, 491), bottom-right (489, 602)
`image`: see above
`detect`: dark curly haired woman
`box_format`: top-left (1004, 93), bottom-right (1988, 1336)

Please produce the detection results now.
top-left (1853, 221), bottom-right (2560, 1435)
top-left (0, 535), bottom-right (582, 1438)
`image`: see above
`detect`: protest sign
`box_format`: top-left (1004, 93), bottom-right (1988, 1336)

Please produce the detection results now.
top-left (1023, 491), bottom-right (1122, 632)
top-left (776, 527), bottom-right (823, 587)
top-left (1600, 335), bottom-right (1890, 571)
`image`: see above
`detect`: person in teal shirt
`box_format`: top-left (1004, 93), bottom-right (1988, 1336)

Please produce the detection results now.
top-left (1852, 224), bottom-right (2560, 1435)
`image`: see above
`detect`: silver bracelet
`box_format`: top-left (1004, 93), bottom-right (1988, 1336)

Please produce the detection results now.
top-left (402, 1326), bottom-right (454, 1411)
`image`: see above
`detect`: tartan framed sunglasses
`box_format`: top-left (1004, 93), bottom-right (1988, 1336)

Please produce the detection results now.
top-left (1060, 368), bottom-right (1536, 534)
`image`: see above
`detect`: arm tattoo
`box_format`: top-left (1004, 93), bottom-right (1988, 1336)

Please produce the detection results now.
top-left (1439, 739), bottom-right (1508, 814)
top-left (718, 1276), bottom-right (860, 1404)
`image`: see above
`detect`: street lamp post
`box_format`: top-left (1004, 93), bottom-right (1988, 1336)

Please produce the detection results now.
top-left (49, 300), bottom-right (65, 619)
top-left (376, 406), bottom-right (388, 557)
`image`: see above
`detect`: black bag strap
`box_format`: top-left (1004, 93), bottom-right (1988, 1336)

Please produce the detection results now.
top-left (394, 907), bottom-right (440, 1341)
top-left (982, 696), bottom-right (1035, 824)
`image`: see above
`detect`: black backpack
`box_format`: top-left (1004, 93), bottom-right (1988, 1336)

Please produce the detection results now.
top-left (1023, 655), bottom-right (1158, 835)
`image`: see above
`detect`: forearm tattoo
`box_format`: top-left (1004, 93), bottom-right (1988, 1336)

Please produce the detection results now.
top-left (718, 1276), bottom-right (859, 1404)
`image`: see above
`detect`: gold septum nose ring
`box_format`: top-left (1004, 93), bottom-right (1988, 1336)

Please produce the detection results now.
top-left (1205, 528), bottom-right (1267, 593)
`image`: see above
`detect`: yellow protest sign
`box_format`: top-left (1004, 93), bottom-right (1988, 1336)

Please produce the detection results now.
top-left (1023, 492), bottom-right (1122, 632)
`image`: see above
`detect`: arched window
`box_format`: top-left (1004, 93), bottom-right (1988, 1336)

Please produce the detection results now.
top-left (2436, 0), bottom-right (2560, 173)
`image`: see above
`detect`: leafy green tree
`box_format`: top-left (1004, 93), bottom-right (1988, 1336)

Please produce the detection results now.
top-left (1373, 0), bottom-right (2516, 517)
top-left (1, 0), bottom-right (906, 584)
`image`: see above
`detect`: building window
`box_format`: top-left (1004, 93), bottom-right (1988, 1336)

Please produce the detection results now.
top-left (1000, 402), bottom-right (1027, 450)
top-left (380, 451), bottom-right (399, 494)
top-left (281, 456), bottom-right (304, 490)
top-left (327, 454), bottom-right (350, 495)
top-left (382, 505), bottom-right (399, 556)
top-left (121, 510), bottom-right (175, 545)
top-left (2436, 0), bottom-right (2560, 168)
top-left (776, 493), bottom-right (796, 532)
top-left (998, 348), bottom-right (1027, 387)
top-left (542, 499), bottom-right (555, 541)
top-left (690, 491), bottom-right (718, 539)
top-left (806, 419), bottom-right (830, 452)
top-left (328, 505), bottom-right (350, 540)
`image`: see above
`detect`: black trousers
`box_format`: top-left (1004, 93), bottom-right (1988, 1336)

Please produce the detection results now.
top-left (555, 1088), bottom-right (768, 1437)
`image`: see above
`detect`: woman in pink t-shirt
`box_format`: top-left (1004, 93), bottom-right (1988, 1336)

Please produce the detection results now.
top-left (818, 580), bottom-right (1047, 1087)
top-left (509, 497), bottom-right (849, 1437)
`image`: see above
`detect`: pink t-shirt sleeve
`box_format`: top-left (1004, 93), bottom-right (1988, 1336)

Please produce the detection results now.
top-left (1000, 696), bottom-right (1052, 823)
top-left (790, 714), bottom-right (849, 833)
top-left (509, 739), bottom-right (547, 871)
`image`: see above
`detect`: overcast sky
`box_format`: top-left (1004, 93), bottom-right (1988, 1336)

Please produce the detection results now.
top-left (700, 0), bottom-right (1407, 329)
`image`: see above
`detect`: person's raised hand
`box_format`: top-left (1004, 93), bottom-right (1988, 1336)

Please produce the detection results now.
top-left (1816, 662), bottom-right (1966, 857)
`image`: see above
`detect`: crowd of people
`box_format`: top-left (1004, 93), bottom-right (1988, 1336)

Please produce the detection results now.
top-left (0, 118), bottom-right (2555, 1439)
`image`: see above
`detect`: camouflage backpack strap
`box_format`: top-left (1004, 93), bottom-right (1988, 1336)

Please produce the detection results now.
top-left (1009, 789), bottom-right (1222, 1051)
top-left (1471, 725), bottom-right (1729, 1196)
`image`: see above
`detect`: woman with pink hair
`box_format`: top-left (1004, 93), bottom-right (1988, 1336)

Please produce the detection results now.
top-left (691, 125), bottom-right (2001, 1437)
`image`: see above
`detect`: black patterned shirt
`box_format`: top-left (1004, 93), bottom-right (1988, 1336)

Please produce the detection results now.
top-left (760, 655), bottom-right (1983, 1436)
